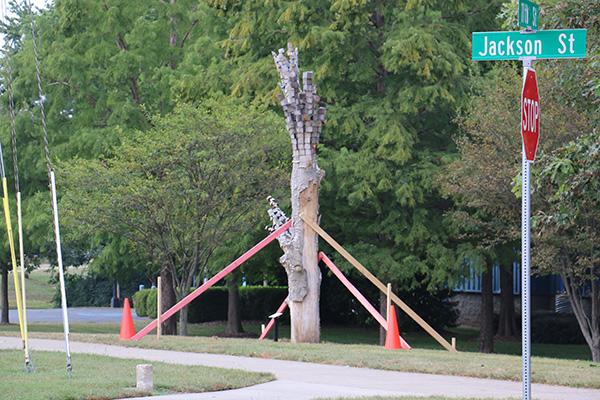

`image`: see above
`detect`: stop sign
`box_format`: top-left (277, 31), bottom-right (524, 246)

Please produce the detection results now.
top-left (521, 68), bottom-right (540, 161)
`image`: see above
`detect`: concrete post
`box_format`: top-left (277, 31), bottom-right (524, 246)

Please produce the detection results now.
top-left (136, 364), bottom-right (153, 392)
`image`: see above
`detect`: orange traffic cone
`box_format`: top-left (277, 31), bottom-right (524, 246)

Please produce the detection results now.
top-left (385, 305), bottom-right (411, 350)
top-left (120, 298), bottom-right (136, 340)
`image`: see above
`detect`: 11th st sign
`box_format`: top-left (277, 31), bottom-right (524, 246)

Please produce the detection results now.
top-left (518, 0), bottom-right (539, 30)
top-left (472, 29), bottom-right (586, 61)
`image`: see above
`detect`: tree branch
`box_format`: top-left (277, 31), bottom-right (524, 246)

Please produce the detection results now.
top-left (179, 19), bottom-right (199, 49)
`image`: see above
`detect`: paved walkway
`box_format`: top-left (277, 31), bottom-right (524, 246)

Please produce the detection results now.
top-left (9, 307), bottom-right (146, 323)
top-left (1, 337), bottom-right (599, 400)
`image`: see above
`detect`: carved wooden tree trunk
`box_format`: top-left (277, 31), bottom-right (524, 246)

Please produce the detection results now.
top-left (269, 44), bottom-right (326, 343)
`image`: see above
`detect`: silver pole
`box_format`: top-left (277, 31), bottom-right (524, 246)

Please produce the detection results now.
top-left (50, 171), bottom-right (72, 373)
top-left (521, 57), bottom-right (533, 400)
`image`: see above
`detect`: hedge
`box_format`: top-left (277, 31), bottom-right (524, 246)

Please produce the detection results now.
top-left (132, 289), bottom-right (152, 317)
top-left (133, 286), bottom-right (287, 322)
top-left (53, 272), bottom-right (151, 308)
top-left (531, 312), bottom-right (586, 345)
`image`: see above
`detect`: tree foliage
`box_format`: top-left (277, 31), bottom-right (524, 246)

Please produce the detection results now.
top-left (441, 0), bottom-right (599, 355)
top-left (202, 0), bottom-right (505, 291)
top-left (59, 100), bottom-right (288, 332)
top-left (535, 131), bottom-right (600, 361)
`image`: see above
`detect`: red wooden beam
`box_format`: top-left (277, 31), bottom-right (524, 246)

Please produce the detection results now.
top-left (319, 252), bottom-right (388, 330)
top-left (258, 298), bottom-right (288, 340)
top-left (131, 220), bottom-right (293, 340)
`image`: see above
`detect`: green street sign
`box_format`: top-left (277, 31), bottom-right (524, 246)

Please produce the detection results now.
top-left (472, 29), bottom-right (587, 61)
top-left (518, 0), bottom-right (540, 30)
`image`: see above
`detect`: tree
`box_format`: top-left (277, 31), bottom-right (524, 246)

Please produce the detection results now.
top-left (0, 263), bottom-right (8, 324)
top-left (268, 44), bottom-right (326, 343)
top-left (205, 1), bottom-right (504, 340)
top-left (60, 100), bottom-right (287, 335)
top-left (440, 65), bottom-right (589, 346)
top-left (535, 132), bottom-right (600, 361)
top-left (0, 1), bottom-right (236, 324)
top-left (441, 0), bottom-right (598, 351)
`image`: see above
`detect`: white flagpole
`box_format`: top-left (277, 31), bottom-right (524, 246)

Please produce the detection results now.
top-left (26, 0), bottom-right (72, 373)
top-left (50, 171), bottom-right (72, 373)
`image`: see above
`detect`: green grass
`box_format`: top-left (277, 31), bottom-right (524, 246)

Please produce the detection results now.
top-left (9, 330), bottom-right (598, 390)
top-left (7, 269), bottom-right (55, 309)
top-left (0, 320), bottom-right (592, 361)
top-left (1, 349), bottom-right (272, 400)
top-left (193, 322), bottom-right (592, 361)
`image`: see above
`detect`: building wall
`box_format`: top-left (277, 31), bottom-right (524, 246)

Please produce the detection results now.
top-left (451, 292), bottom-right (555, 327)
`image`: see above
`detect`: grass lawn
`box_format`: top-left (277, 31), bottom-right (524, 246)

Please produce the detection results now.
top-left (7, 269), bottom-right (55, 309)
top-left (6, 330), bottom-right (597, 390)
top-left (0, 320), bottom-right (592, 361)
top-left (1, 349), bottom-right (272, 400)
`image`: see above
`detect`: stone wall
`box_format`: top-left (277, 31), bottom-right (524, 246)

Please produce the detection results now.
top-left (451, 292), bottom-right (555, 327)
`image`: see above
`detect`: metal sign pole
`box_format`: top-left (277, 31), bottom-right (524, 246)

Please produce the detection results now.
top-left (521, 57), bottom-right (533, 400)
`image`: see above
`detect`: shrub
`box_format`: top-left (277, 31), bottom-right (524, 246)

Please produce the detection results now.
top-left (134, 286), bottom-right (287, 323)
top-left (53, 271), bottom-right (150, 308)
top-left (319, 266), bottom-right (458, 331)
top-left (132, 289), bottom-right (152, 317)
top-left (531, 311), bottom-right (586, 345)
top-left (52, 273), bottom-right (112, 307)
top-left (145, 290), bottom-right (158, 319)
top-left (131, 277), bottom-right (458, 332)
top-left (239, 286), bottom-right (289, 320)
top-left (187, 287), bottom-right (228, 323)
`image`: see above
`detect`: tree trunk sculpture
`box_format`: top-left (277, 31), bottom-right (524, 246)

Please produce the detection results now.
top-left (268, 43), bottom-right (326, 343)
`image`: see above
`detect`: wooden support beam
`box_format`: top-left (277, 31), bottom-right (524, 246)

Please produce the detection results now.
top-left (259, 298), bottom-right (289, 341)
top-left (386, 283), bottom-right (392, 321)
top-left (156, 277), bottom-right (162, 340)
top-left (133, 220), bottom-right (293, 340)
top-left (319, 252), bottom-right (388, 330)
top-left (301, 215), bottom-right (457, 352)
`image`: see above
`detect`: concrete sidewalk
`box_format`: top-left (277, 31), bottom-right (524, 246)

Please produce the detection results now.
top-left (1, 337), bottom-right (599, 400)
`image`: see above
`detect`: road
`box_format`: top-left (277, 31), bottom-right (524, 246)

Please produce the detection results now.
top-left (8, 307), bottom-right (146, 323)
top-left (1, 337), bottom-right (599, 400)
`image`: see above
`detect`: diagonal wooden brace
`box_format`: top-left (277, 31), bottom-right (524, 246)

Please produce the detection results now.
top-left (319, 252), bottom-right (387, 329)
top-left (301, 215), bottom-right (456, 352)
top-left (132, 220), bottom-right (293, 340)
top-left (258, 298), bottom-right (289, 340)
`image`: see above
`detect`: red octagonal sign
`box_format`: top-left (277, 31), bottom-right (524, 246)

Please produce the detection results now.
top-left (521, 68), bottom-right (540, 161)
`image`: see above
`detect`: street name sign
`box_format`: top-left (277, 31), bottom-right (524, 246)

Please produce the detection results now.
top-left (521, 68), bottom-right (540, 161)
top-left (518, 0), bottom-right (539, 31)
top-left (472, 29), bottom-right (587, 61)
top-left (471, 6), bottom-right (587, 400)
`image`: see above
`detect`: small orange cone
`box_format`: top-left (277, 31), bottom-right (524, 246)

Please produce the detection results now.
top-left (120, 298), bottom-right (136, 340)
top-left (385, 305), bottom-right (411, 350)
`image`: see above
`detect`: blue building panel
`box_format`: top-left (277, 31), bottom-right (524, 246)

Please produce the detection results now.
top-left (454, 261), bottom-right (563, 296)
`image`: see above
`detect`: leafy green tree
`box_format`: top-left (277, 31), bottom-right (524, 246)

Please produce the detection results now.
top-left (0, 1), bottom-right (228, 307)
top-left (60, 100), bottom-right (287, 335)
top-left (441, 0), bottom-right (599, 352)
top-left (440, 64), bottom-right (591, 350)
top-left (203, 1), bottom-right (504, 340)
top-left (535, 132), bottom-right (600, 361)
